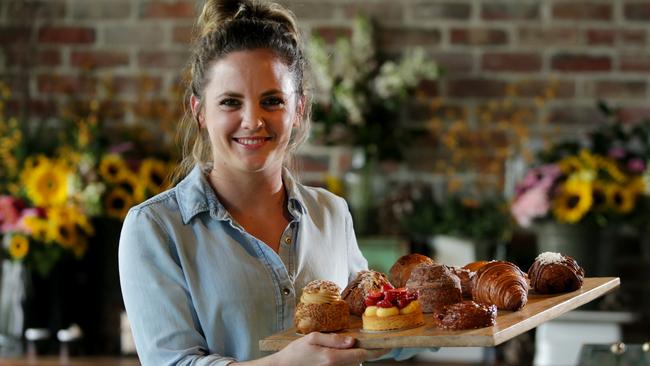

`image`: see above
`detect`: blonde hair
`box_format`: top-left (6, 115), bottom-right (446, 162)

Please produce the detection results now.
top-left (172, 0), bottom-right (311, 184)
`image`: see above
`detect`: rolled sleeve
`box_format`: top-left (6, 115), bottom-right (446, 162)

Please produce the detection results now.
top-left (118, 208), bottom-right (237, 366)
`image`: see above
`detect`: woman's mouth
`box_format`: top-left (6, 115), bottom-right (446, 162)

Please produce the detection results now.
top-left (233, 136), bottom-right (271, 148)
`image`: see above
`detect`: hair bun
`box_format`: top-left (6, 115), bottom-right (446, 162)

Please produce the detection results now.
top-left (197, 0), bottom-right (299, 40)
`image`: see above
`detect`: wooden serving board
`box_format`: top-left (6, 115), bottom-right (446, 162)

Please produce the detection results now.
top-left (260, 277), bottom-right (619, 351)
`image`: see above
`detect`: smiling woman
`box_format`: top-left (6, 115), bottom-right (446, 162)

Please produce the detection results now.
top-left (117, 0), bottom-right (390, 365)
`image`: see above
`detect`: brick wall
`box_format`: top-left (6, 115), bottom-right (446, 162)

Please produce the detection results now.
top-left (2, 0), bottom-right (650, 186)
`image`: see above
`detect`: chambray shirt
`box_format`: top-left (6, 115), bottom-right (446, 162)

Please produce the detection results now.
top-left (118, 165), bottom-right (368, 365)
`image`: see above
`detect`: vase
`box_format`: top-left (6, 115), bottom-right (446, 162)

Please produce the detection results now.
top-left (344, 149), bottom-right (386, 235)
top-left (0, 259), bottom-right (27, 357)
top-left (533, 221), bottom-right (615, 277)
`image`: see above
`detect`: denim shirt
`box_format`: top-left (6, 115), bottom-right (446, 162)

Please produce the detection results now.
top-left (118, 165), bottom-right (368, 365)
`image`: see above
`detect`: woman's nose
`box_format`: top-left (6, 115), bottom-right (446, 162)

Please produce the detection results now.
top-left (241, 105), bottom-right (264, 130)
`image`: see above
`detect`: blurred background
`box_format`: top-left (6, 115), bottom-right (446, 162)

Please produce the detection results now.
top-left (1, 0), bottom-right (649, 365)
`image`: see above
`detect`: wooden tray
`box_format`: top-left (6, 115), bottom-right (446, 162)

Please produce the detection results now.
top-left (260, 277), bottom-right (620, 351)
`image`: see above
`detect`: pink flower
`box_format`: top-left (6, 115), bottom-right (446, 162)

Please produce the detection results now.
top-left (515, 164), bottom-right (561, 199)
top-left (627, 158), bottom-right (646, 174)
top-left (0, 195), bottom-right (26, 233)
top-left (608, 147), bottom-right (626, 159)
top-left (511, 184), bottom-right (551, 228)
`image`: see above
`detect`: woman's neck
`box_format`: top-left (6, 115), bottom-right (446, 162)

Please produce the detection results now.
top-left (208, 167), bottom-right (286, 216)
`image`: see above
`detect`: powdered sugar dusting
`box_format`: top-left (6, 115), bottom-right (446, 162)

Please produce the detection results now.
top-left (536, 251), bottom-right (564, 265)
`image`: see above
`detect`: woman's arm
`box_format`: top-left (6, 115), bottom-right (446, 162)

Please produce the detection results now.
top-left (119, 208), bottom-right (237, 366)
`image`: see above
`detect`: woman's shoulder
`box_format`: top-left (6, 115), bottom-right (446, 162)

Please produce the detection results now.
top-left (294, 182), bottom-right (349, 212)
top-left (125, 187), bottom-right (181, 223)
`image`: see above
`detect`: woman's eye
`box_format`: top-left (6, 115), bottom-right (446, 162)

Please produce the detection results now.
top-left (219, 98), bottom-right (241, 107)
top-left (262, 97), bottom-right (284, 108)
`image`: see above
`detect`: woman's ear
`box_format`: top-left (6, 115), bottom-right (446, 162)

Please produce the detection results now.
top-left (293, 95), bottom-right (306, 128)
top-left (190, 94), bottom-right (204, 128)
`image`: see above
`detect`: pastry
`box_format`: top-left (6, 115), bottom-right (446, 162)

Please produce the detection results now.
top-left (434, 300), bottom-right (497, 330)
top-left (463, 260), bottom-right (490, 273)
top-left (342, 270), bottom-right (393, 316)
top-left (528, 252), bottom-right (585, 294)
top-left (473, 261), bottom-right (528, 311)
top-left (450, 266), bottom-right (475, 299)
top-left (405, 263), bottom-right (462, 313)
top-left (295, 280), bottom-right (349, 334)
top-left (362, 287), bottom-right (425, 332)
top-left (389, 253), bottom-right (435, 288)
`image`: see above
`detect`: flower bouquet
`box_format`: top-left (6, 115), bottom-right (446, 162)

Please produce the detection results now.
top-left (308, 15), bottom-right (439, 161)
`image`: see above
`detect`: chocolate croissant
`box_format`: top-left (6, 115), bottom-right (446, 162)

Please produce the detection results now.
top-left (473, 261), bottom-right (528, 311)
top-left (528, 252), bottom-right (584, 294)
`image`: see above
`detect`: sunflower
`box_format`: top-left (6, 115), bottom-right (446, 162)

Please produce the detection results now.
top-left (558, 156), bottom-right (584, 175)
top-left (22, 216), bottom-right (48, 242)
top-left (590, 181), bottom-right (609, 211)
top-left (24, 158), bottom-right (72, 207)
top-left (49, 222), bottom-right (79, 249)
top-left (607, 184), bottom-right (635, 214)
top-left (594, 155), bottom-right (627, 183)
top-left (8, 234), bottom-right (29, 260)
top-left (99, 154), bottom-right (129, 184)
top-left (139, 159), bottom-right (170, 195)
top-left (104, 188), bottom-right (134, 220)
top-left (115, 172), bottom-right (146, 203)
top-left (553, 178), bottom-right (593, 223)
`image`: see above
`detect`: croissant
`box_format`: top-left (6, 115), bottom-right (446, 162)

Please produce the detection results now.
top-left (528, 252), bottom-right (584, 294)
top-left (473, 261), bottom-right (528, 311)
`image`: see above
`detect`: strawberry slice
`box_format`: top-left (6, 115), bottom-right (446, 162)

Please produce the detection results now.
top-left (381, 283), bottom-right (394, 292)
top-left (365, 297), bottom-right (379, 307)
top-left (367, 290), bottom-right (383, 300)
top-left (376, 299), bottom-right (394, 308)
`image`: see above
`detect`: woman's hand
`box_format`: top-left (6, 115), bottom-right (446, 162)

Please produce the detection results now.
top-left (270, 332), bottom-right (389, 366)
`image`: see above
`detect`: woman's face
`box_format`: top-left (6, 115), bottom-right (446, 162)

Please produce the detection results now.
top-left (192, 48), bottom-right (302, 175)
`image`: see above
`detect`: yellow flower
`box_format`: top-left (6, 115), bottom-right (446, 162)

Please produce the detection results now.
top-left (578, 149), bottom-right (597, 170)
top-left (594, 155), bottom-right (627, 183)
top-left (325, 175), bottom-right (344, 196)
top-left (24, 158), bottom-right (71, 207)
top-left (8, 234), bottom-right (29, 259)
top-left (99, 154), bottom-right (128, 184)
top-left (558, 156), bottom-right (583, 175)
top-left (607, 184), bottom-right (635, 214)
top-left (49, 222), bottom-right (79, 249)
top-left (22, 216), bottom-right (48, 242)
top-left (591, 181), bottom-right (608, 211)
top-left (105, 188), bottom-right (134, 220)
top-left (553, 178), bottom-right (592, 223)
top-left (115, 172), bottom-right (146, 203)
top-left (139, 159), bottom-right (170, 195)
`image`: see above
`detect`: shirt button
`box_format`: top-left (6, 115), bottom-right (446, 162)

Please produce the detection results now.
top-left (282, 288), bottom-right (291, 296)
top-left (284, 236), bottom-right (292, 244)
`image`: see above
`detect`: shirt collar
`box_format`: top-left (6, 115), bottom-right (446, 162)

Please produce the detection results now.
top-left (176, 164), bottom-right (305, 224)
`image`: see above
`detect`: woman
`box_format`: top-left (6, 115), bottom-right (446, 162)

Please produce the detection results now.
top-left (119, 0), bottom-right (389, 364)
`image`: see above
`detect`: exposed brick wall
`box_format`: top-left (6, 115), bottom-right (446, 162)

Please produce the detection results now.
top-left (1, 0), bottom-right (650, 181)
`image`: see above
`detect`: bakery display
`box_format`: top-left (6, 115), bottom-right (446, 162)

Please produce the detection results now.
top-left (528, 252), bottom-right (585, 294)
top-left (389, 253), bottom-right (435, 288)
top-left (473, 261), bottom-right (528, 311)
top-left (406, 263), bottom-right (462, 313)
top-left (450, 266), bottom-right (475, 299)
top-left (342, 270), bottom-right (393, 316)
top-left (433, 300), bottom-right (497, 330)
top-left (362, 287), bottom-right (425, 332)
top-left (295, 280), bottom-right (350, 334)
